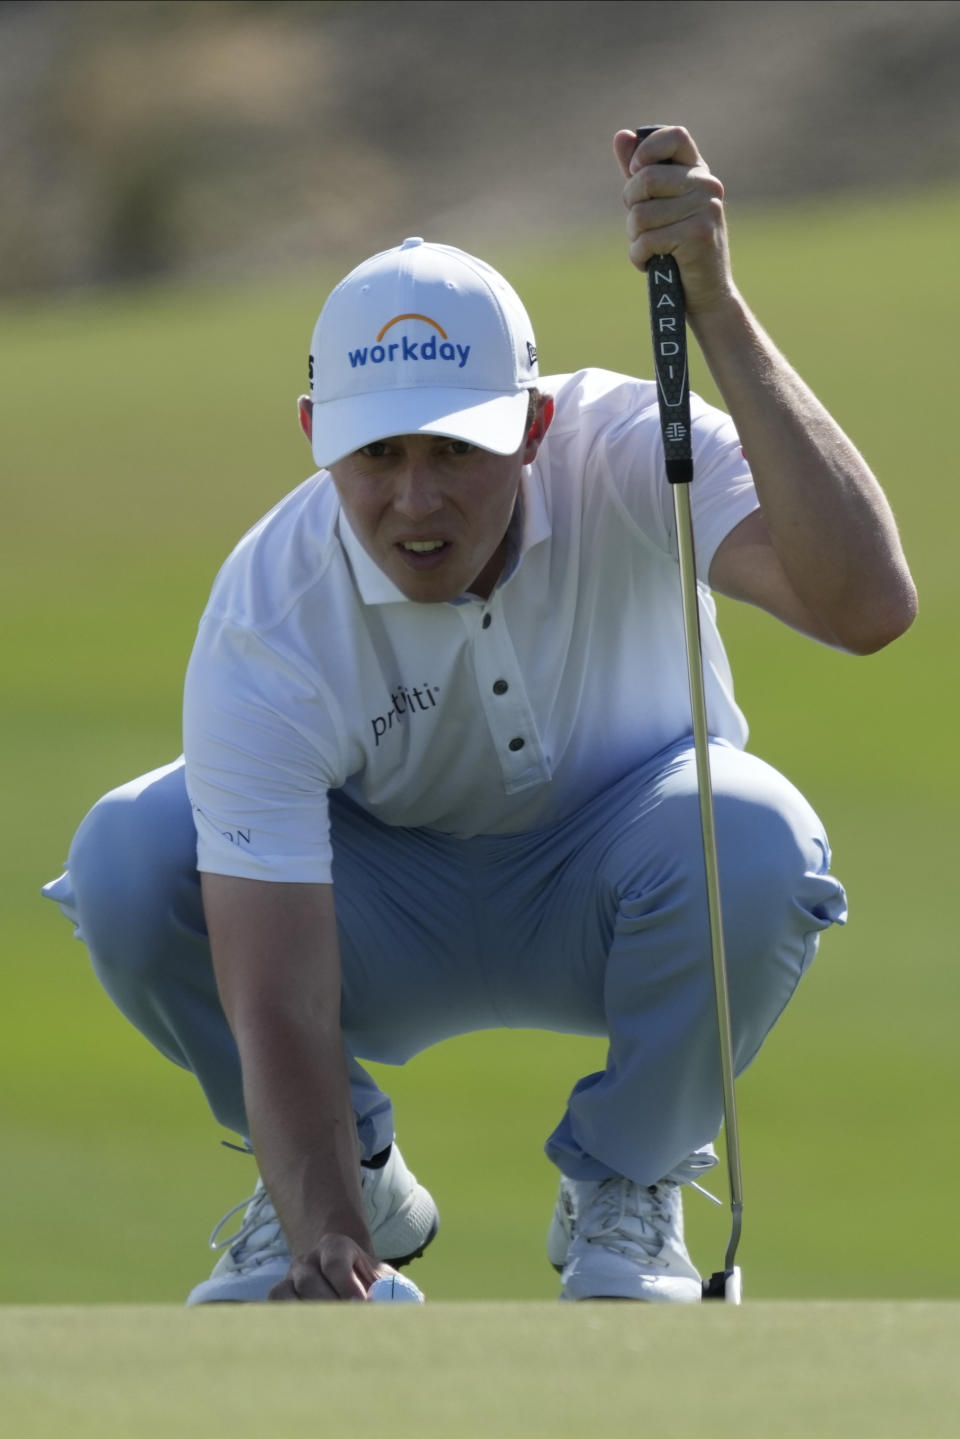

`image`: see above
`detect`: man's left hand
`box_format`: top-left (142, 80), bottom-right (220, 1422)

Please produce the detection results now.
top-left (613, 125), bottom-right (733, 317)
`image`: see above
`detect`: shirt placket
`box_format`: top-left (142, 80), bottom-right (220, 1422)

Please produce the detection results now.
top-left (465, 598), bottom-right (551, 794)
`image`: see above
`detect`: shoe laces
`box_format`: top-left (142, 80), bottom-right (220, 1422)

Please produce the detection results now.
top-left (208, 1182), bottom-right (288, 1265)
top-left (578, 1178), bottom-right (678, 1266)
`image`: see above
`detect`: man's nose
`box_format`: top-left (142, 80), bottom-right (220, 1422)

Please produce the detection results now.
top-left (392, 462), bottom-right (443, 519)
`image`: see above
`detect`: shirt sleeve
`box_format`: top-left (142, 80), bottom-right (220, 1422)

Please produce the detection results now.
top-left (590, 375), bottom-right (760, 580)
top-left (182, 614), bottom-right (346, 884)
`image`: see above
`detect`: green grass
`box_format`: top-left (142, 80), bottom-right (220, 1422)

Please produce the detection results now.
top-left (3, 1303), bottom-right (958, 1438)
top-left (2, 185), bottom-right (957, 1305)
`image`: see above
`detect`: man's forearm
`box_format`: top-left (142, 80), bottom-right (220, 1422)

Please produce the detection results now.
top-left (234, 1012), bottom-right (373, 1258)
top-left (200, 873), bottom-right (372, 1264)
top-left (690, 291), bottom-right (917, 650)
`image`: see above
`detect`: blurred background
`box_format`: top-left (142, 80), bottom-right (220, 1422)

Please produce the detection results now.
top-left (3, 0), bottom-right (960, 293)
top-left (2, 0), bottom-right (958, 1303)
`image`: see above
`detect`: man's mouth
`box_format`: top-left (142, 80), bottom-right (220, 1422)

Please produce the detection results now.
top-left (395, 538), bottom-right (451, 571)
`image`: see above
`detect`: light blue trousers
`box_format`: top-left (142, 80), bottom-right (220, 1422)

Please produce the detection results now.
top-left (44, 741), bottom-right (846, 1187)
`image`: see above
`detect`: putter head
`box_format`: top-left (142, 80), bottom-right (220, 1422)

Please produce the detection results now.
top-left (702, 1266), bottom-right (742, 1304)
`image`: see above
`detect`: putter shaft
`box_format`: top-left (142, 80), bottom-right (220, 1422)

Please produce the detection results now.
top-left (633, 125), bottom-right (744, 1279)
top-left (672, 481), bottom-right (743, 1273)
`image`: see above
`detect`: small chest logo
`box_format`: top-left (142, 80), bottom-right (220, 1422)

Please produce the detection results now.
top-left (371, 681), bottom-right (440, 747)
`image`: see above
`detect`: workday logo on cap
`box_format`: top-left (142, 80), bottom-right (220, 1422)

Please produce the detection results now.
top-left (307, 238), bottom-right (538, 469)
top-left (347, 313), bottom-right (472, 371)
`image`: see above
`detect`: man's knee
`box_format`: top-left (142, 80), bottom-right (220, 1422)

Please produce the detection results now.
top-left (663, 747), bottom-right (828, 897)
top-left (711, 750), bottom-right (842, 937)
top-left (67, 761), bottom-right (202, 979)
top-left (697, 759), bottom-right (846, 1034)
top-left (599, 746), bottom-right (839, 953)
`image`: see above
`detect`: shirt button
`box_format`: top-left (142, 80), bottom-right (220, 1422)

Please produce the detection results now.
top-left (492, 679), bottom-right (508, 695)
top-left (482, 614), bottom-right (492, 629)
top-left (508, 737), bottom-right (525, 752)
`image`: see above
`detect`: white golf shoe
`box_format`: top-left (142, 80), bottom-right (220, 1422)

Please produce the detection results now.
top-left (185, 1144), bottom-right (438, 1305)
top-left (549, 1175), bottom-right (702, 1303)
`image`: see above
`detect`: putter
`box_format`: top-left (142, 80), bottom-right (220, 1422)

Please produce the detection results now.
top-left (634, 125), bottom-right (743, 1305)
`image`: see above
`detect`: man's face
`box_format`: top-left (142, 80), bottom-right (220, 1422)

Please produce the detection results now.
top-left (324, 404), bottom-right (550, 604)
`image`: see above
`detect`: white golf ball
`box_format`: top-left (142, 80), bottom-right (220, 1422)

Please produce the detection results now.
top-left (367, 1273), bottom-right (425, 1304)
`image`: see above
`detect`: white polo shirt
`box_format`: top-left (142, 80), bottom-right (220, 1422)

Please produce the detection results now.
top-left (184, 368), bottom-right (759, 883)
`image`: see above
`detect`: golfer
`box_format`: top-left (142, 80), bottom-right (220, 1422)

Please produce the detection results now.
top-left (44, 127), bottom-right (915, 1303)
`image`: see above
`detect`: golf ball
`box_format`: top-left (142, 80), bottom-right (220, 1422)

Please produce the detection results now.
top-left (367, 1273), bottom-right (425, 1304)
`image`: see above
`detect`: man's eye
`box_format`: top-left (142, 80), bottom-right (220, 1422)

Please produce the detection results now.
top-left (360, 442), bottom-right (389, 458)
top-left (449, 440), bottom-right (473, 455)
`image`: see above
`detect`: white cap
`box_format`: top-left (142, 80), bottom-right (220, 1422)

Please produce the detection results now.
top-left (308, 237), bottom-right (539, 468)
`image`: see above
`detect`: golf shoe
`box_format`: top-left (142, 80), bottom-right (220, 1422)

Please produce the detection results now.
top-left (549, 1174), bottom-right (701, 1302)
top-left (186, 1143), bottom-right (438, 1304)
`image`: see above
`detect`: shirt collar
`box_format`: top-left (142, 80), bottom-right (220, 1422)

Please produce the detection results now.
top-left (337, 508), bottom-right (410, 605)
top-left (518, 459), bottom-right (551, 557)
top-left (336, 462), bottom-right (552, 608)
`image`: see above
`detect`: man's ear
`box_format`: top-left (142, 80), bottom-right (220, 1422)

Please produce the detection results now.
top-left (522, 394), bottom-right (555, 463)
top-left (298, 395), bottom-right (313, 445)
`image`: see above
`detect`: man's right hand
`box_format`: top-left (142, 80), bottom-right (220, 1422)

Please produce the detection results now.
top-left (201, 874), bottom-right (378, 1296)
top-left (269, 1236), bottom-right (387, 1301)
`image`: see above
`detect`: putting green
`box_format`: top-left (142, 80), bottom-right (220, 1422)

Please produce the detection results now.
top-left (2, 1303), bottom-right (956, 1438)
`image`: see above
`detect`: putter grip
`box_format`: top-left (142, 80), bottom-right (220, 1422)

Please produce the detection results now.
top-left (634, 126), bottom-right (692, 484)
